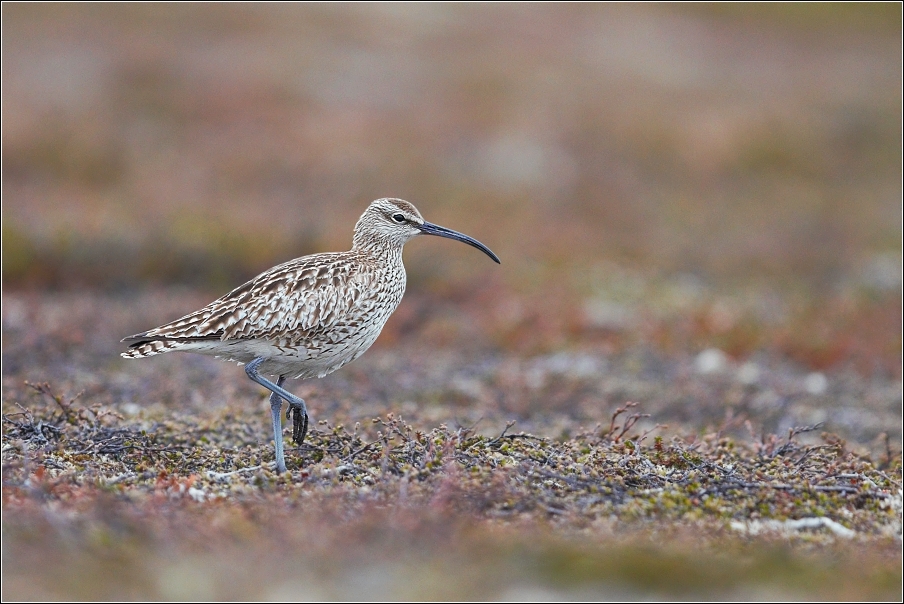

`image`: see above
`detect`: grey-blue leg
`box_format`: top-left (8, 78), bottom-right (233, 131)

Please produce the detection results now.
top-left (269, 376), bottom-right (287, 473)
top-left (245, 357), bottom-right (309, 473)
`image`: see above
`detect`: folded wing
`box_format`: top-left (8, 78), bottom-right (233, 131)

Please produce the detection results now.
top-left (122, 253), bottom-right (376, 352)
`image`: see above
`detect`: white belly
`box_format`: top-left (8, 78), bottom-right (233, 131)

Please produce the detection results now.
top-left (181, 312), bottom-right (392, 379)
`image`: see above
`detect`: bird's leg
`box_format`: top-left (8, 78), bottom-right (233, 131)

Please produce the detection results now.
top-left (276, 387), bottom-right (308, 445)
top-left (271, 376), bottom-right (287, 407)
top-left (282, 384), bottom-right (308, 444)
top-left (270, 388), bottom-right (286, 474)
top-left (244, 357), bottom-right (310, 473)
top-left (267, 375), bottom-right (287, 472)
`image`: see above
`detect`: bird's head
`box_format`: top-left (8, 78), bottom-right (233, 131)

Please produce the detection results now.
top-left (353, 198), bottom-right (500, 263)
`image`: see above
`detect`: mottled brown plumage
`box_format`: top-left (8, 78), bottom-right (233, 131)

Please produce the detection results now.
top-left (122, 198), bottom-right (499, 473)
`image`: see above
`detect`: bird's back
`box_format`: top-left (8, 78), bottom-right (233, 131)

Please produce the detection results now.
top-left (122, 249), bottom-right (406, 378)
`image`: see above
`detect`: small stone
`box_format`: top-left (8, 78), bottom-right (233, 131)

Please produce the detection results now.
top-left (737, 362), bottom-right (760, 385)
top-left (695, 348), bottom-right (728, 374)
top-left (804, 372), bottom-right (828, 395)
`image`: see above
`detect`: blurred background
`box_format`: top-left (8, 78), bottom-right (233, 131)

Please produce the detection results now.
top-left (3, 3), bottom-right (901, 375)
top-left (3, 5), bottom-right (902, 600)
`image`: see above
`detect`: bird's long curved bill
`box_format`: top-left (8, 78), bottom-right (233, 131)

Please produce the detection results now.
top-left (418, 222), bottom-right (501, 264)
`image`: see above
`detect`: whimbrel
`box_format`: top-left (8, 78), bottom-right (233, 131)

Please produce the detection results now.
top-left (121, 198), bottom-right (499, 473)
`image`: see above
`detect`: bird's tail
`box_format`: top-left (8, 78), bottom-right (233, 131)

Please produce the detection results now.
top-left (121, 339), bottom-right (187, 359)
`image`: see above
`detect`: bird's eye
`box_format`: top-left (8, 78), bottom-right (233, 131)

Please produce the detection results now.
top-left (391, 213), bottom-right (406, 223)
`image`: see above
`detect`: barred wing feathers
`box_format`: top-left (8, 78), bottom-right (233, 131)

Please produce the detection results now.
top-left (121, 253), bottom-right (378, 356)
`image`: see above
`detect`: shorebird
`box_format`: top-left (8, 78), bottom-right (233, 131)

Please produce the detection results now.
top-left (122, 198), bottom-right (499, 473)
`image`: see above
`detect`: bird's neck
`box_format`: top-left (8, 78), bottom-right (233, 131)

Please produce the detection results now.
top-left (351, 235), bottom-right (405, 266)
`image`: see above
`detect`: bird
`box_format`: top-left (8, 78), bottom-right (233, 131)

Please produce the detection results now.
top-left (121, 198), bottom-right (500, 473)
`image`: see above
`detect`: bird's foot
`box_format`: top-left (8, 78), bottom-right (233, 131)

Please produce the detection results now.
top-left (289, 403), bottom-right (309, 445)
